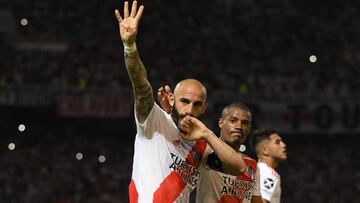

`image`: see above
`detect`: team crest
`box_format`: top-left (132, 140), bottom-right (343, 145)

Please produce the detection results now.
top-left (264, 178), bottom-right (274, 189)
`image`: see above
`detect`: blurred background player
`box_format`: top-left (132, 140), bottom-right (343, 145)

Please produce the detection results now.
top-left (250, 129), bottom-right (287, 203)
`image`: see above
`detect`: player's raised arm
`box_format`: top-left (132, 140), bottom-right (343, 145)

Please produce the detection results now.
top-left (115, 1), bottom-right (153, 123)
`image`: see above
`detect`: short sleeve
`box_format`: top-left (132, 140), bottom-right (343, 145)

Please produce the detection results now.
top-left (135, 102), bottom-right (177, 139)
top-left (260, 169), bottom-right (280, 201)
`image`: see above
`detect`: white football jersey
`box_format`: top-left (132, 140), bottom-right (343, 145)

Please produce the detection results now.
top-left (258, 162), bottom-right (281, 203)
top-left (129, 103), bottom-right (207, 203)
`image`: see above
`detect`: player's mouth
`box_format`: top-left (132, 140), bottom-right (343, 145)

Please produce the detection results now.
top-left (231, 131), bottom-right (243, 137)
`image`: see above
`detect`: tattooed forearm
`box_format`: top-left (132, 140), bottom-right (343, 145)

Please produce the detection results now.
top-left (134, 83), bottom-right (153, 123)
top-left (125, 51), bottom-right (154, 123)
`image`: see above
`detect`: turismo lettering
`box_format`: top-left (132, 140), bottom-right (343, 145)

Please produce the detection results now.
top-left (169, 153), bottom-right (200, 187)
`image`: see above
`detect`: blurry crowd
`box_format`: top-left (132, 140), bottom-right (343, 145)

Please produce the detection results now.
top-left (1, 0), bottom-right (360, 100)
top-left (0, 127), bottom-right (359, 203)
top-left (0, 130), bottom-right (133, 203)
top-left (1, 0), bottom-right (360, 202)
top-left (279, 136), bottom-right (360, 203)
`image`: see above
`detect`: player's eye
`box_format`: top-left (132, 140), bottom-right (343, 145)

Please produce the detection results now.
top-left (179, 98), bottom-right (190, 104)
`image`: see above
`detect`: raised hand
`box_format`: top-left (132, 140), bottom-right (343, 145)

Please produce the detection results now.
top-left (114, 1), bottom-right (144, 46)
top-left (179, 116), bottom-right (213, 141)
top-left (115, 1), bottom-right (153, 123)
top-left (157, 85), bottom-right (174, 114)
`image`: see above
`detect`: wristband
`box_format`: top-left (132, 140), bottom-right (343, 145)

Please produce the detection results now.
top-left (124, 43), bottom-right (137, 53)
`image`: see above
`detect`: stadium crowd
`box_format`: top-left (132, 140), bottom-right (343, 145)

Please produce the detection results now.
top-left (1, 0), bottom-right (359, 100)
top-left (1, 0), bottom-right (359, 202)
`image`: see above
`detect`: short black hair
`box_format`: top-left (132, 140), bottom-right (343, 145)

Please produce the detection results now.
top-left (221, 103), bottom-right (252, 119)
top-left (249, 128), bottom-right (278, 152)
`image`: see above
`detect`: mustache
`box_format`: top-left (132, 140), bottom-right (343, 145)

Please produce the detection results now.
top-left (171, 107), bottom-right (200, 132)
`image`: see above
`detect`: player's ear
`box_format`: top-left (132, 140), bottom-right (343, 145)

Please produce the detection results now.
top-left (169, 94), bottom-right (174, 107)
top-left (201, 102), bottom-right (208, 114)
top-left (262, 146), bottom-right (269, 156)
top-left (218, 118), bottom-right (223, 128)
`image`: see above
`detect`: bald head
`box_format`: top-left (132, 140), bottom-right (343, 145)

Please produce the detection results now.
top-left (174, 79), bottom-right (207, 101)
top-left (171, 79), bottom-right (208, 127)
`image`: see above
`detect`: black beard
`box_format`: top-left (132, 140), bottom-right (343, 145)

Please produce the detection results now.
top-left (171, 107), bottom-right (184, 132)
top-left (171, 106), bottom-right (203, 133)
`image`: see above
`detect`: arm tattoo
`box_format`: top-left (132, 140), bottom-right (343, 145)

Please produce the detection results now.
top-left (124, 51), bottom-right (154, 123)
